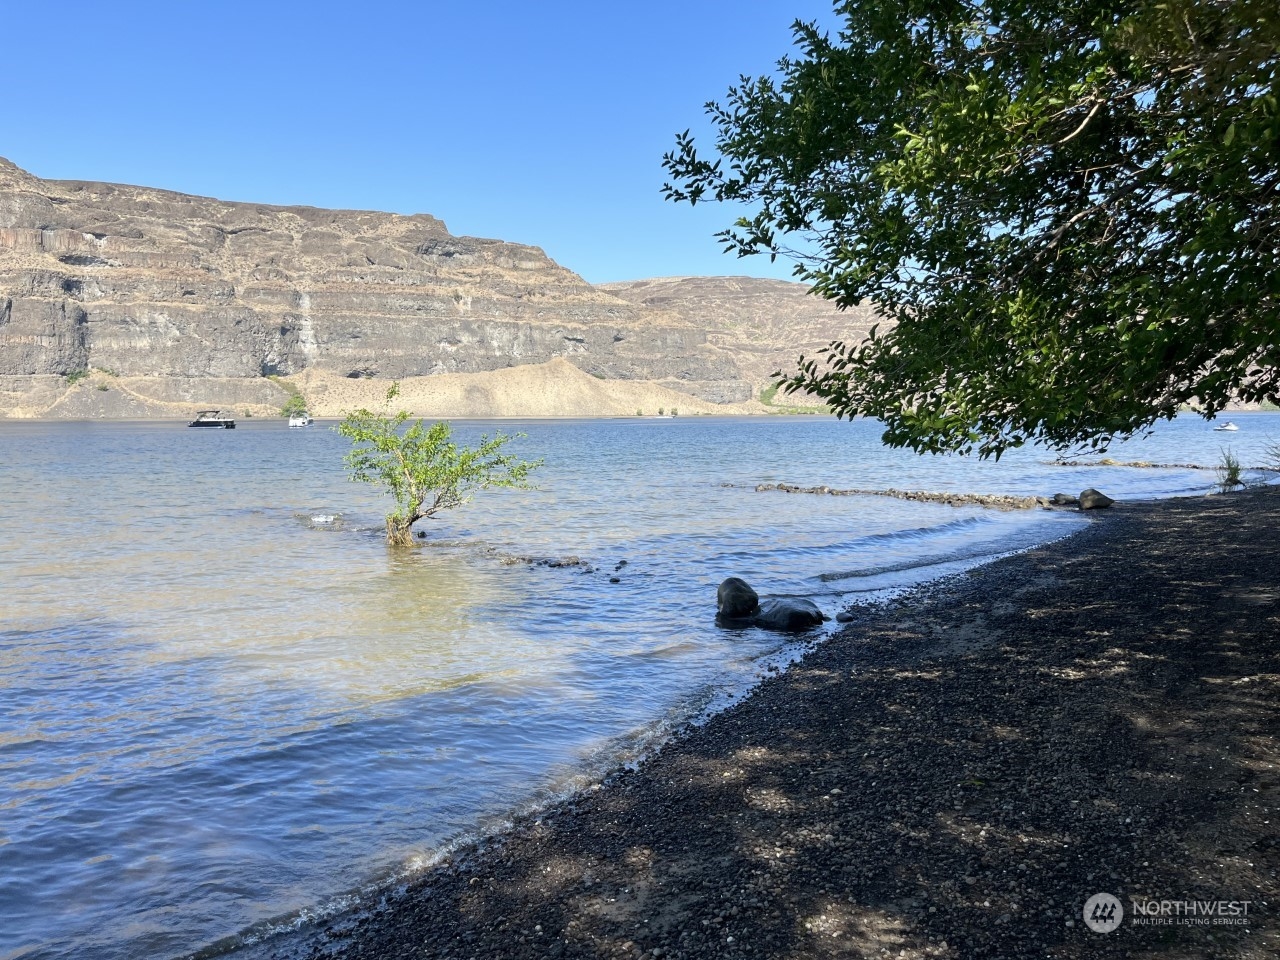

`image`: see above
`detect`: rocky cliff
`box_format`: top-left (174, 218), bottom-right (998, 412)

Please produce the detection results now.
top-left (599, 276), bottom-right (878, 398)
top-left (0, 157), bottom-right (873, 417)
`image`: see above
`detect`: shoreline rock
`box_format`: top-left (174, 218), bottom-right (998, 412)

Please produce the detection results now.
top-left (716, 577), bottom-right (826, 631)
top-left (754, 481), bottom-right (1053, 511)
top-left (1048, 456), bottom-right (1280, 473)
top-left (1078, 487), bottom-right (1115, 510)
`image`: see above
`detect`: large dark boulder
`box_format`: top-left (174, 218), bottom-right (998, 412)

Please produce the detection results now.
top-left (716, 577), bottom-right (825, 632)
top-left (1079, 488), bottom-right (1116, 510)
top-left (753, 597), bottom-right (826, 631)
top-left (717, 577), bottom-right (760, 620)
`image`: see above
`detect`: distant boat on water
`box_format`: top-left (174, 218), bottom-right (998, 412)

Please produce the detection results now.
top-left (187, 410), bottom-right (236, 429)
top-left (1214, 421), bottom-right (1239, 432)
top-left (288, 412), bottom-right (313, 427)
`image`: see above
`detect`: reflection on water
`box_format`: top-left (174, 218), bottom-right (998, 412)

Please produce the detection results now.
top-left (1, 413), bottom-right (1277, 960)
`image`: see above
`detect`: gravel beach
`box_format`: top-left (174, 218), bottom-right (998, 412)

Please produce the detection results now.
top-left (250, 487), bottom-right (1279, 960)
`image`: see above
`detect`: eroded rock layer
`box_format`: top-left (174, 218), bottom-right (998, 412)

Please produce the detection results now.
top-left (0, 157), bottom-right (871, 415)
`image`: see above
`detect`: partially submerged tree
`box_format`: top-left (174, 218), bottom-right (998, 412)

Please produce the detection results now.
top-left (337, 385), bottom-right (541, 545)
top-left (663, 0), bottom-right (1280, 457)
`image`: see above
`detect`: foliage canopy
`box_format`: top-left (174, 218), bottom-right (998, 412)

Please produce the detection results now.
top-left (280, 392), bottom-right (308, 419)
top-left (663, 0), bottom-right (1280, 456)
top-left (337, 385), bottom-right (541, 545)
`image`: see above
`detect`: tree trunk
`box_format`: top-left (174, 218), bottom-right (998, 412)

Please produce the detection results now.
top-left (386, 515), bottom-right (417, 546)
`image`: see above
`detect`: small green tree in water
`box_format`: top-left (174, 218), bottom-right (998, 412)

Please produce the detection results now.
top-left (337, 384), bottom-right (541, 545)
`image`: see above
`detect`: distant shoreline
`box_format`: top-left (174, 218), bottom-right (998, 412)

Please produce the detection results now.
top-left (232, 486), bottom-right (1279, 960)
top-left (0, 411), bottom-right (819, 425)
top-left (0, 359), bottom-right (825, 421)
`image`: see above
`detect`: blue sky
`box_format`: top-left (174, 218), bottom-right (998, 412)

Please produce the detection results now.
top-left (1, 1), bottom-right (840, 284)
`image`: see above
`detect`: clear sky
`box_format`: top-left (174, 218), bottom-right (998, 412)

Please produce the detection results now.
top-left (1, 1), bottom-right (840, 284)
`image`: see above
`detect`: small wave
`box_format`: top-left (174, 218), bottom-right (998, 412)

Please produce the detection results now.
top-left (612, 640), bottom-right (704, 660)
top-left (818, 517), bottom-right (1070, 583)
top-left (664, 517), bottom-right (993, 574)
top-left (818, 546), bottom-right (1008, 582)
top-left (838, 514), bottom-right (991, 547)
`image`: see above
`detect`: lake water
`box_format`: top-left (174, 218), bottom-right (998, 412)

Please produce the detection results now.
top-left (2, 412), bottom-right (1277, 960)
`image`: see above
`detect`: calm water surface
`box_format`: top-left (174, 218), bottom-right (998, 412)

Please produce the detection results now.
top-left (2, 413), bottom-right (1277, 960)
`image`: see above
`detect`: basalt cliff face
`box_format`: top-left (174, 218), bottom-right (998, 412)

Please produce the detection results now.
top-left (599, 275), bottom-right (877, 397)
top-left (0, 157), bottom-right (873, 417)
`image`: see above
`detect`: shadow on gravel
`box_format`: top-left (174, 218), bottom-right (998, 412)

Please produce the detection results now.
top-left (285, 490), bottom-right (1279, 960)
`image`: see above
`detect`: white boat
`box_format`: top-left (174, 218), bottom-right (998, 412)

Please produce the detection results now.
top-left (288, 412), bottom-right (313, 427)
top-left (1213, 421), bottom-right (1239, 432)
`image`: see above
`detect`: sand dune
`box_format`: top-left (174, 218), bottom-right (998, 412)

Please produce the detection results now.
top-left (1, 359), bottom-right (765, 419)
top-left (289, 358), bottom-right (760, 419)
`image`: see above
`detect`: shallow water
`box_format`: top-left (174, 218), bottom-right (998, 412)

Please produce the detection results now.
top-left (1, 412), bottom-right (1276, 960)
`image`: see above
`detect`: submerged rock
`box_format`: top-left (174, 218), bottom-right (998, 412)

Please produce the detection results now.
top-left (1079, 488), bottom-right (1116, 510)
top-left (494, 552), bottom-right (593, 570)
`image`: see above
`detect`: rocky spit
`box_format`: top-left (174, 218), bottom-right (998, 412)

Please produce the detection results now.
top-left (242, 488), bottom-right (1279, 960)
top-left (752, 482), bottom-right (1055, 511)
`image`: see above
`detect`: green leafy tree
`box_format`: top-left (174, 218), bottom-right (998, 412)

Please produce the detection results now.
top-left (280, 392), bottom-right (308, 419)
top-left (337, 385), bottom-right (541, 545)
top-left (663, 0), bottom-right (1280, 457)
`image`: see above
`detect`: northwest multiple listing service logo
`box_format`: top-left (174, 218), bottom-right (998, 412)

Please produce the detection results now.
top-left (1082, 893), bottom-right (1254, 933)
top-left (1083, 893), bottom-right (1124, 933)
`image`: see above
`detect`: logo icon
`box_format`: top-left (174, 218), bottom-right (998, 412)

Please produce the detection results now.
top-left (1083, 893), bottom-right (1123, 933)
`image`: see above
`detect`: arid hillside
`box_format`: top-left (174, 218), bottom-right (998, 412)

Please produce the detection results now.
top-left (0, 157), bottom-right (872, 418)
